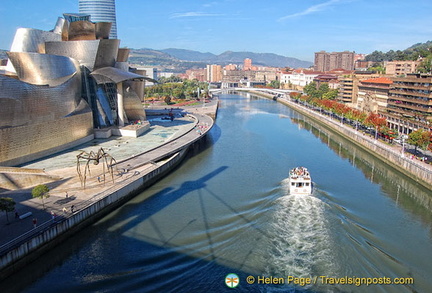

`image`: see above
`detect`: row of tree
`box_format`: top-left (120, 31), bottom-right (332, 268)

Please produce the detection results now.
top-left (0, 184), bottom-right (50, 224)
top-left (290, 86), bottom-right (432, 152)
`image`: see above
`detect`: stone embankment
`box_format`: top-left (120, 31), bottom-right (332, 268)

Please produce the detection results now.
top-left (244, 89), bottom-right (432, 191)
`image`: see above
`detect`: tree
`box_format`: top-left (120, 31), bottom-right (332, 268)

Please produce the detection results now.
top-left (322, 89), bottom-right (338, 100)
top-left (0, 197), bottom-right (16, 224)
top-left (407, 129), bottom-right (431, 154)
top-left (380, 126), bottom-right (398, 141)
top-left (159, 75), bottom-right (183, 83)
top-left (365, 50), bottom-right (385, 62)
top-left (365, 113), bottom-right (387, 129)
top-left (164, 96), bottom-right (172, 105)
top-left (303, 82), bottom-right (319, 98)
top-left (417, 56), bottom-right (432, 74)
top-left (32, 184), bottom-right (50, 210)
top-left (369, 64), bottom-right (386, 74)
top-left (268, 80), bottom-right (280, 89)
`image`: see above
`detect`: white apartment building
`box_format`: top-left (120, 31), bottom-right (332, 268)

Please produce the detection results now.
top-left (280, 70), bottom-right (322, 87)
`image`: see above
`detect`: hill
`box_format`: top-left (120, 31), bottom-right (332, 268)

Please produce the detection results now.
top-left (160, 48), bottom-right (216, 62)
top-left (213, 51), bottom-right (311, 68)
top-left (128, 48), bottom-right (208, 73)
top-left (129, 48), bottom-right (312, 72)
top-left (365, 40), bottom-right (432, 62)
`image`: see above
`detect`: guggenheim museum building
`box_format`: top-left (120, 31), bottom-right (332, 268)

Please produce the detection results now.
top-left (0, 11), bottom-right (151, 167)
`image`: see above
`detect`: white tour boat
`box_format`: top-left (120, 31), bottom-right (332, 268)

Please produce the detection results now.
top-left (288, 167), bottom-right (312, 195)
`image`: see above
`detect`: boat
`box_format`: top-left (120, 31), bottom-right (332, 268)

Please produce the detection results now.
top-left (288, 167), bottom-right (312, 195)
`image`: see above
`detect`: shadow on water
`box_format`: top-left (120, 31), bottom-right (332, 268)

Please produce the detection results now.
top-left (1, 163), bottom-right (320, 293)
top-left (113, 166), bottom-right (230, 231)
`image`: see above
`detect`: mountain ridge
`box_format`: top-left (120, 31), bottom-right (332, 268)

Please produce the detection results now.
top-left (129, 48), bottom-right (313, 71)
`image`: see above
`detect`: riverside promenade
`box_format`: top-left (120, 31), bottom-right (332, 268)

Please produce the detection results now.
top-left (0, 99), bottom-right (218, 278)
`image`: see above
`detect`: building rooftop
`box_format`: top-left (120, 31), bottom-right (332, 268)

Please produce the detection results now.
top-left (361, 77), bottom-right (393, 85)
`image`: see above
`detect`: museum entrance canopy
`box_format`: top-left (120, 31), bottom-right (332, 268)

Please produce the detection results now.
top-left (90, 67), bottom-right (157, 84)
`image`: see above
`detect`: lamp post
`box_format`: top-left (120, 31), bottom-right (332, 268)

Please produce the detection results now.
top-left (401, 135), bottom-right (407, 157)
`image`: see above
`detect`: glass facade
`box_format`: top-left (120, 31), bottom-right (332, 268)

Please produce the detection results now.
top-left (79, 0), bottom-right (117, 39)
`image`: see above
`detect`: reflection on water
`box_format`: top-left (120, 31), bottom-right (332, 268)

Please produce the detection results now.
top-left (293, 117), bottom-right (432, 224)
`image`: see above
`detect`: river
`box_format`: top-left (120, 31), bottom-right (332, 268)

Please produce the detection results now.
top-left (4, 93), bottom-right (432, 292)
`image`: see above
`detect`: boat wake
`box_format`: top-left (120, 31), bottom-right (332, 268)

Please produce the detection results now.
top-left (263, 179), bottom-right (338, 285)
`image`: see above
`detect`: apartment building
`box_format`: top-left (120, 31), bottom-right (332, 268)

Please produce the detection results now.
top-left (385, 60), bottom-right (421, 76)
top-left (280, 69), bottom-right (323, 88)
top-left (224, 64), bottom-right (238, 71)
top-left (314, 51), bottom-right (355, 71)
top-left (185, 68), bottom-right (206, 81)
top-left (313, 74), bottom-right (339, 89)
top-left (357, 77), bottom-right (392, 114)
top-left (337, 72), bottom-right (379, 105)
top-left (244, 58), bottom-right (252, 70)
top-left (206, 64), bottom-right (222, 82)
top-left (386, 73), bottom-right (432, 133)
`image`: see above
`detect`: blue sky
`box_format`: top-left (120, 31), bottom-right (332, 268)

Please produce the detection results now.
top-left (1, 0), bottom-right (432, 62)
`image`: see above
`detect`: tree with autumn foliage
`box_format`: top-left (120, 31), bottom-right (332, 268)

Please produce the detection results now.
top-left (345, 108), bottom-right (367, 124)
top-left (407, 129), bottom-right (432, 154)
top-left (380, 126), bottom-right (398, 141)
top-left (289, 92), bottom-right (301, 99)
top-left (364, 113), bottom-right (387, 129)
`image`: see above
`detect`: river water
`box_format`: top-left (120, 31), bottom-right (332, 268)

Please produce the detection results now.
top-left (5, 93), bottom-right (432, 292)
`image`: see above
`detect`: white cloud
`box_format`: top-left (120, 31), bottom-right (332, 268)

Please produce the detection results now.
top-left (278, 0), bottom-right (345, 21)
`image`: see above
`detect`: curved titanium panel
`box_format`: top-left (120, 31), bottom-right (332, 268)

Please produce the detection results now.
top-left (0, 72), bottom-right (84, 128)
top-left (95, 22), bottom-right (112, 39)
top-left (94, 39), bottom-right (120, 69)
top-left (124, 86), bottom-right (146, 121)
top-left (7, 52), bottom-right (79, 86)
top-left (117, 48), bottom-right (130, 62)
top-left (45, 39), bottom-right (119, 71)
top-left (9, 28), bottom-right (61, 53)
top-left (115, 61), bottom-right (129, 71)
top-left (53, 17), bottom-right (66, 34)
top-left (68, 21), bottom-right (96, 41)
top-left (91, 67), bottom-right (147, 84)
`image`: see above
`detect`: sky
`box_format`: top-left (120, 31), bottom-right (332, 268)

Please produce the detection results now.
top-left (1, 0), bottom-right (432, 62)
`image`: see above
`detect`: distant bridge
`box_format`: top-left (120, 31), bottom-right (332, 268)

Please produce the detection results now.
top-left (210, 87), bottom-right (299, 97)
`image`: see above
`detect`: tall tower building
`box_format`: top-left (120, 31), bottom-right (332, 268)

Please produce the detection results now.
top-left (79, 0), bottom-right (118, 39)
top-left (314, 51), bottom-right (355, 71)
top-left (244, 58), bottom-right (252, 70)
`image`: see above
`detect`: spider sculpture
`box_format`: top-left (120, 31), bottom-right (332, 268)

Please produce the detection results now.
top-left (76, 148), bottom-right (117, 188)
